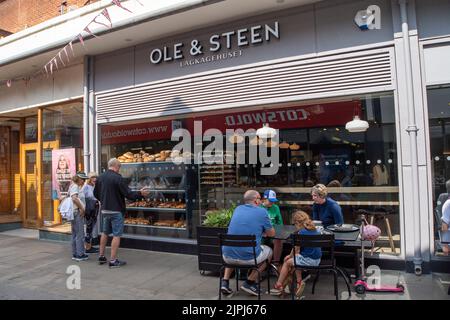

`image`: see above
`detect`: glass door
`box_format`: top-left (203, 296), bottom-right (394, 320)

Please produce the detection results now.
top-left (22, 144), bottom-right (38, 228)
top-left (42, 141), bottom-right (60, 226)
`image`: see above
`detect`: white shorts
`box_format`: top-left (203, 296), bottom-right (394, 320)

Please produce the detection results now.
top-left (223, 245), bottom-right (273, 265)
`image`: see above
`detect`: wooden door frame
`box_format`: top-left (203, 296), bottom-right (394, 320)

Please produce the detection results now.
top-left (20, 142), bottom-right (39, 228)
top-left (42, 140), bottom-right (61, 225)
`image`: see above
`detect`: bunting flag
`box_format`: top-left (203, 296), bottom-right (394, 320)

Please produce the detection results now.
top-left (77, 34), bottom-right (85, 46)
top-left (6, 80), bottom-right (11, 87)
top-left (63, 46), bottom-right (69, 62)
top-left (53, 57), bottom-right (59, 70)
top-left (84, 25), bottom-right (100, 39)
top-left (50, 61), bottom-right (54, 74)
top-left (112, 0), bottom-right (133, 13)
top-left (95, 8), bottom-right (113, 28)
top-left (44, 64), bottom-right (49, 77)
top-left (69, 41), bottom-right (75, 57)
top-left (58, 52), bottom-right (66, 67)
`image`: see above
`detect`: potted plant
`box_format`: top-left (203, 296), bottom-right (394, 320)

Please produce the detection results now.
top-left (196, 204), bottom-right (235, 274)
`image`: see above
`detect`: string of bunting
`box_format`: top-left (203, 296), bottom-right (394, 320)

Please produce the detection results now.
top-left (3, 0), bottom-right (143, 88)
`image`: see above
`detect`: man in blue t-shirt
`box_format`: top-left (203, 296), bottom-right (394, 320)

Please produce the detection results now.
top-left (311, 184), bottom-right (344, 227)
top-left (221, 190), bottom-right (275, 296)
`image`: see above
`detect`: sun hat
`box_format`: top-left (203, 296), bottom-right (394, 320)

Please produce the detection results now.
top-left (76, 171), bottom-right (89, 179)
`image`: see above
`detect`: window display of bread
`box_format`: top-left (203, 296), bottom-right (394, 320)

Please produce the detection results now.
top-left (289, 143), bottom-right (300, 150)
top-left (124, 217), bottom-right (150, 225)
top-left (279, 141), bottom-right (290, 149)
top-left (124, 152), bottom-right (134, 159)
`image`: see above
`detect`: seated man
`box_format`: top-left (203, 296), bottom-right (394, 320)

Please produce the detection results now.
top-left (311, 184), bottom-right (344, 227)
top-left (221, 190), bottom-right (275, 296)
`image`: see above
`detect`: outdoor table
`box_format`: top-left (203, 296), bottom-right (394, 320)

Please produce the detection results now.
top-left (270, 224), bottom-right (371, 279)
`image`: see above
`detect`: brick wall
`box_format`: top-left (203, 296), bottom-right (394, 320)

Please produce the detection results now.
top-left (0, 0), bottom-right (99, 34)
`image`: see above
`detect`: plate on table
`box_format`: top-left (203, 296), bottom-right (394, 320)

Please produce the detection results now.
top-left (326, 224), bottom-right (359, 232)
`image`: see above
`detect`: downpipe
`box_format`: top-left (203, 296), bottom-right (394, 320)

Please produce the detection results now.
top-left (83, 56), bottom-right (91, 173)
top-left (399, 0), bottom-right (422, 275)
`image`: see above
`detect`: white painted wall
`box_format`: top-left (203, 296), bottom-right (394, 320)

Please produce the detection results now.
top-left (0, 64), bottom-right (83, 114)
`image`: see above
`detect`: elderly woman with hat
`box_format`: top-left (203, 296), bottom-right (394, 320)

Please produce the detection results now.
top-left (82, 172), bottom-right (100, 254)
top-left (69, 171), bottom-right (89, 261)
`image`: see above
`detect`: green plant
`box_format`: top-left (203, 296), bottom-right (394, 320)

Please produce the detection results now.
top-left (203, 203), bottom-right (237, 227)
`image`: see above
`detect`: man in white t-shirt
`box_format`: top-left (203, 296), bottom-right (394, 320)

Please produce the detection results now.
top-left (441, 198), bottom-right (450, 255)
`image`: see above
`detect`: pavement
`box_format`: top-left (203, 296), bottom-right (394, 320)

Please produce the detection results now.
top-left (0, 229), bottom-right (449, 300)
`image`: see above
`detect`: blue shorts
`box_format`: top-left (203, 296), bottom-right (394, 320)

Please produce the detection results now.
top-left (102, 213), bottom-right (124, 237)
top-left (295, 254), bottom-right (321, 267)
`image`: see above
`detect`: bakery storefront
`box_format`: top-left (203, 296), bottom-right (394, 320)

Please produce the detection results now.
top-left (93, 2), bottom-right (404, 260)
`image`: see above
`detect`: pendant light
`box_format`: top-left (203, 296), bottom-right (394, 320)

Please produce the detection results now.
top-left (345, 102), bottom-right (369, 133)
top-left (345, 115), bottom-right (369, 132)
top-left (256, 123), bottom-right (277, 139)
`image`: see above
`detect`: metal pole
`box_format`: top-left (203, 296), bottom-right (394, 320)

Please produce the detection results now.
top-left (398, 0), bottom-right (422, 275)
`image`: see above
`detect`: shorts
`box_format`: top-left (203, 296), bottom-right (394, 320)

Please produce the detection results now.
top-left (295, 254), bottom-right (321, 267)
top-left (223, 245), bottom-right (273, 265)
top-left (101, 212), bottom-right (124, 237)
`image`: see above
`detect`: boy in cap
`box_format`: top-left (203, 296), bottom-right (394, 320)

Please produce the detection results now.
top-left (261, 190), bottom-right (284, 269)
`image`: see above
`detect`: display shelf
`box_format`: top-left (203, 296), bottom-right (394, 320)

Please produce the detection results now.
top-left (124, 223), bottom-right (186, 230)
top-left (126, 207), bottom-right (186, 212)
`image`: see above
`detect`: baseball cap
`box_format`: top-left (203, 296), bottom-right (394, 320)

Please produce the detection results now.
top-left (263, 190), bottom-right (278, 202)
top-left (76, 171), bottom-right (88, 179)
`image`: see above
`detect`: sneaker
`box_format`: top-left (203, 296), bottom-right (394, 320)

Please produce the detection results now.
top-left (71, 255), bottom-right (77, 261)
top-left (98, 255), bottom-right (107, 265)
top-left (109, 259), bottom-right (127, 268)
top-left (295, 281), bottom-right (306, 298)
top-left (86, 247), bottom-right (99, 254)
top-left (74, 254), bottom-right (89, 262)
top-left (269, 283), bottom-right (284, 296)
top-left (240, 281), bottom-right (260, 296)
top-left (220, 280), bottom-right (233, 295)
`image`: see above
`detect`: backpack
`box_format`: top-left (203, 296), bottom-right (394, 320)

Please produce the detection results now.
top-left (58, 196), bottom-right (74, 221)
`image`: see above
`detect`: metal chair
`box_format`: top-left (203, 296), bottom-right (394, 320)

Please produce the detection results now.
top-left (290, 233), bottom-right (352, 300)
top-left (218, 234), bottom-right (271, 300)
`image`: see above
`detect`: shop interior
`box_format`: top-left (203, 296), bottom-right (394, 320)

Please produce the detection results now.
top-left (100, 92), bottom-right (401, 255)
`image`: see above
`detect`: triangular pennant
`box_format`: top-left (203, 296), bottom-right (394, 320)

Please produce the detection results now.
top-left (44, 64), bottom-right (48, 77)
top-left (69, 41), bottom-right (75, 56)
top-left (100, 8), bottom-right (113, 28)
top-left (53, 57), bottom-right (59, 70)
top-left (6, 80), bottom-right (11, 87)
top-left (84, 26), bottom-right (100, 39)
top-left (93, 16), bottom-right (111, 29)
top-left (63, 46), bottom-right (69, 62)
top-left (58, 52), bottom-right (66, 67)
top-left (50, 61), bottom-right (54, 74)
top-left (77, 34), bottom-right (85, 46)
top-left (111, 0), bottom-right (133, 13)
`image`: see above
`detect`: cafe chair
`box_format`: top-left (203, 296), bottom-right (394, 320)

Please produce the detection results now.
top-left (290, 233), bottom-right (352, 300)
top-left (218, 234), bottom-right (271, 300)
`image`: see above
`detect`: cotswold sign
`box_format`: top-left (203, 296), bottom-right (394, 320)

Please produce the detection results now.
top-left (149, 21), bottom-right (280, 68)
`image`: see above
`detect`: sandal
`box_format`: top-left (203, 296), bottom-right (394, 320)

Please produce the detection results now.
top-left (295, 280), bottom-right (306, 297)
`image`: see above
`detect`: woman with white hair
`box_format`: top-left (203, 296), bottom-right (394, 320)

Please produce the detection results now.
top-left (311, 184), bottom-right (344, 227)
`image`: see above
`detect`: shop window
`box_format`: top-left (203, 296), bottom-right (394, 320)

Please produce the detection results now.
top-left (427, 86), bottom-right (450, 257)
top-left (99, 93), bottom-right (400, 253)
top-left (25, 116), bottom-right (38, 143)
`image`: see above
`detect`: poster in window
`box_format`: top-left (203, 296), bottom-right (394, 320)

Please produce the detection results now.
top-left (52, 148), bottom-right (76, 200)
